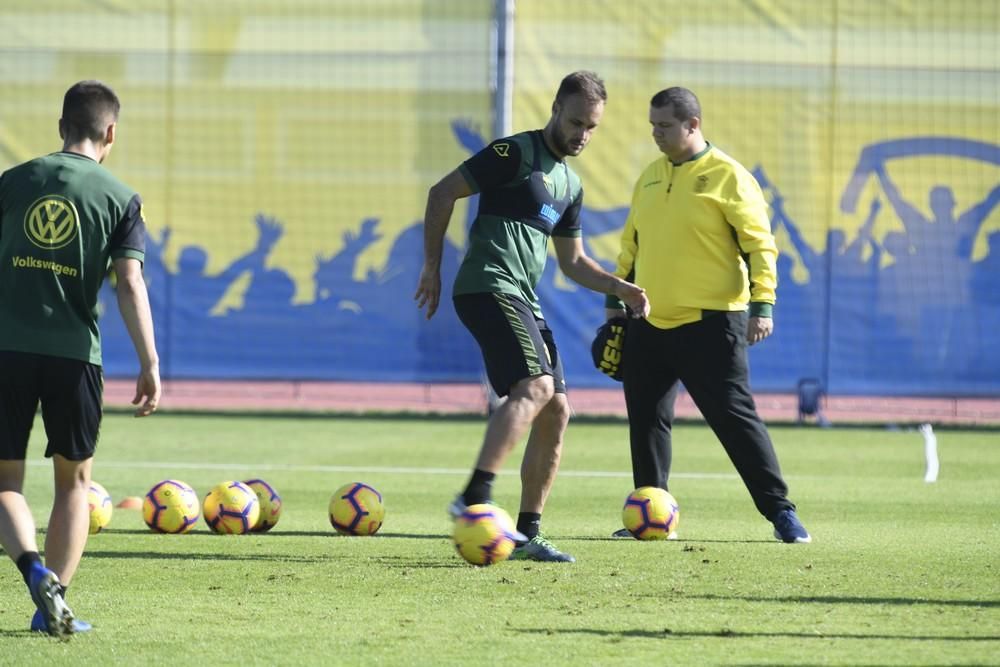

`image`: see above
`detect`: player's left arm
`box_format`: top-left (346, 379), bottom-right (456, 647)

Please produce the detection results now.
top-left (552, 235), bottom-right (648, 318)
top-left (552, 193), bottom-right (649, 317)
top-left (115, 256), bottom-right (161, 416)
top-left (724, 169), bottom-right (778, 344)
top-left (110, 195), bottom-right (161, 416)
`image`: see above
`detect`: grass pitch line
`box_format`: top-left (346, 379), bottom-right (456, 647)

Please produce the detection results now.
top-left (28, 460), bottom-right (737, 480)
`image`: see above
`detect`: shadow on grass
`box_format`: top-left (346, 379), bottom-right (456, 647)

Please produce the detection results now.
top-left (570, 535), bottom-right (774, 544)
top-left (0, 630), bottom-right (41, 638)
top-left (84, 548), bottom-right (462, 568)
top-left (84, 550), bottom-right (343, 563)
top-left (365, 554), bottom-right (468, 569)
top-left (278, 531), bottom-right (450, 540)
top-left (375, 531), bottom-right (450, 540)
top-left (516, 627), bottom-right (1000, 642)
top-left (680, 593), bottom-right (1000, 609)
top-left (89, 528), bottom-right (449, 540)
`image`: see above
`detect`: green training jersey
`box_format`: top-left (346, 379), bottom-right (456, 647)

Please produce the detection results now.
top-left (454, 130), bottom-right (583, 316)
top-left (0, 151), bottom-right (147, 365)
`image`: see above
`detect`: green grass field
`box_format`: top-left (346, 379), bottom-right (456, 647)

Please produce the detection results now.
top-left (1, 412), bottom-right (997, 666)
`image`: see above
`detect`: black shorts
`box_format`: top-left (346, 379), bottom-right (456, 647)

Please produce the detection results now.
top-left (453, 292), bottom-right (566, 398)
top-left (0, 351), bottom-right (103, 461)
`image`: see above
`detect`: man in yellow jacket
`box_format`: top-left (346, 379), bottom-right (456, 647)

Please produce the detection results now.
top-left (606, 87), bottom-right (810, 543)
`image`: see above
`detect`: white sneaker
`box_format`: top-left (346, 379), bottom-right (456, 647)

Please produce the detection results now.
top-left (447, 494), bottom-right (466, 519)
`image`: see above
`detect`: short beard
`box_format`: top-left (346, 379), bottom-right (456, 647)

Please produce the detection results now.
top-left (550, 125), bottom-right (576, 157)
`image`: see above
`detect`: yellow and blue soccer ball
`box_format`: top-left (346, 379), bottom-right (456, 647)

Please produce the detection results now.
top-left (329, 482), bottom-right (384, 536)
top-left (143, 479), bottom-right (200, 534)
top-left (87, 481), bottom-right (113, 534)
top-left (203, 481), bottom-right (261, 534)
top-left (452, 504), bottom-right (518, 566)
top-left (622, 487), bottom-right (679, 540)
top-left (243, 478), bottom-right (282, 532)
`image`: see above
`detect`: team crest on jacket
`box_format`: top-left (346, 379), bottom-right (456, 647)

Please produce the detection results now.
top-left (694, 175), bottom-right (709, 193)
top-left (492, 142), bottom-right (510, 157)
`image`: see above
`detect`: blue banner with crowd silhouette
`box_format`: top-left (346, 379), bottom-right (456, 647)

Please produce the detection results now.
top-left (98, 125), bottom-right (1000, 396)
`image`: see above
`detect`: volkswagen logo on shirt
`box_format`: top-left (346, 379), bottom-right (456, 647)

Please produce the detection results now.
top-left (24, 195), bottom-right (80, 250)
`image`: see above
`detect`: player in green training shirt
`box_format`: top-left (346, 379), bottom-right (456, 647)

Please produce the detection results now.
top-left (415, 71), bottom-right (649, 562)
top-left (0, 81), bottom-right (160, 638)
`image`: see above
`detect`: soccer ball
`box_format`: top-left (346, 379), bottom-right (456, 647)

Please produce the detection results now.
top-left (329, 482), bottom-right (384, 536)
top-left (203, 481), bottom-right (261, 535)
top-left (87, 481), bottom-right (113, 534)
top-left (622, 487), bottom-right (680, 540)
top-left (452, 504), bottom-right (518, 566)
top-left (243, 478), bottom-right (282, 532)
top-left (143, 480), bottom-right (200, 534)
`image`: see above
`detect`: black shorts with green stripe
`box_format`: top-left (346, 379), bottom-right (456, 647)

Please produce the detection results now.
top-left (453, 292), bottom-right (566, 398)
top-left (0, 350), bottom-right (103, 461)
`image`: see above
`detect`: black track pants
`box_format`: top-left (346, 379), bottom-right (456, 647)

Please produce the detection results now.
top-left (622, 311), bottom-right (794, 519)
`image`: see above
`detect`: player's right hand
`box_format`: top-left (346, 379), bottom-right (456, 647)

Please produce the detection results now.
top-left (414, 265), bottom-right (441, 320)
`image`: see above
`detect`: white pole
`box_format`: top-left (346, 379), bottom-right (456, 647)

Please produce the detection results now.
top-left (481, 0), bottom-right (515, 414)
top-left (492, 0), bottom-right (515, 140)
top-left (919, 423), bottom-right (939, 483)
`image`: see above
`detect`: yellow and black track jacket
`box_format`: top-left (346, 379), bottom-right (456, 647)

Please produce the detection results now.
top-left (607, 144), bottom-right (777, 329)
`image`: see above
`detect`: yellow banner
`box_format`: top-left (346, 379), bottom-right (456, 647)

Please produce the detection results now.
top-left (1, 0), bottom-right (997, 301)
top-left (512, 0), bottom-right (1000, 274)
top-left (0, 0), bottom-right (493, 309)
